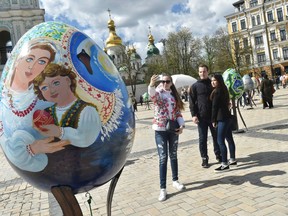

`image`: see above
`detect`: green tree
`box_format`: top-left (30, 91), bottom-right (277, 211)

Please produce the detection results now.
top-left (202, 35), bottom-right (218, 73)
top-left (165, 27), bottom-right (201, 76)
top-left (213, 27), bottom-right (235, 73)
top-left (118, 46), bottom-right (141, 96)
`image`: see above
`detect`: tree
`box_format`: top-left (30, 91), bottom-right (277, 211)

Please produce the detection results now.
top-left (144, 61), bottom-right (167, 83)
top-left (212, 27), bottom-right (252, 75)
top-left (202, 35), bottom-right (218, 73)
top-left (118, 46), bottom-right (142, 96)
top-left (213, 27), bottom-right (235, 73)
top-left (165, 27), bottom-right (202, 76)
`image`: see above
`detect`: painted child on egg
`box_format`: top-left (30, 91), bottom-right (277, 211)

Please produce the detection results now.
top-left (32, 63), bottom-right (101, 147)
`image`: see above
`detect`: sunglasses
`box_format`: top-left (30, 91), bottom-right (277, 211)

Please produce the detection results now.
top-left (161, 80), bottom-right (171, 84)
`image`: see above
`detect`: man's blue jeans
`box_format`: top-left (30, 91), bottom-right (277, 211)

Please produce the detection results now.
top-left (155, 130), bottom-right (179, 189)
top-left (197, 119), bottom-right (221, 159)
top-left (217, 120), bottom-right (236, 163)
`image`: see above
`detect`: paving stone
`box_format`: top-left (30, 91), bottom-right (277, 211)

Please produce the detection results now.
top-left (0, 89), bottom-right (288, 215)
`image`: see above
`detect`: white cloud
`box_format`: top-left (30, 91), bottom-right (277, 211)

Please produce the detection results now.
top-left (40, 0), bottom-right (236, 61)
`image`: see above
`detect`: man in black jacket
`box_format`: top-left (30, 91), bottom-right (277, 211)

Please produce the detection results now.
top-left (189, 64), bottom-right (221, 168)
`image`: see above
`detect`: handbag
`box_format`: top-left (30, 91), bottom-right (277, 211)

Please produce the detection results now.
top-left (230, 115), bottom-right (238, 131)
top-left (165, 119), bottom-right (180, 133)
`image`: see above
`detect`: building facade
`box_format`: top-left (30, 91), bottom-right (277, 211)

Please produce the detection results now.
top-left (225, 0), bottom-right (288, 77)
top-left (0, 0), bottom-right (44, 73)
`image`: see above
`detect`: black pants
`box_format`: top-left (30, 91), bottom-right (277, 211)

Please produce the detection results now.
top-left (197, 119), bottom-right (221, 159)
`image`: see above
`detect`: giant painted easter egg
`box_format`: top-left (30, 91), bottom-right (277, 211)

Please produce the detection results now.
top-left (222, 68), bottom-right (244, 100)
top-left (0, 21), bottom-right (135, 193)
top-left (242, 74), bottom-right (254, 92)
top-left (251, 77), bottom-right (259, 89)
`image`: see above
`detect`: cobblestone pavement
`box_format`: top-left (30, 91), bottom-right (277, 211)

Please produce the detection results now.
top-left (1, 88), bottom-right (288, 216)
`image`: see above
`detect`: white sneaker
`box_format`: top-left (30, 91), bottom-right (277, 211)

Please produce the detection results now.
top-left (172, 180), bottom-right (185, 191)
top-left (158, 189), bottom-right (167, 201)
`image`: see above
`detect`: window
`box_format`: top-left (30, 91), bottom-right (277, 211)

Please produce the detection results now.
top-left (277, 8), bottom-right (283, 22)
top-left (252, 16), bottom-right (256, 26)
top-left (280, 29), bottom-right (286, 41)
top-left (283, 47), bottom-right (288, 60)
top-left (240, 19), bottom-right (246, 30)
top-left (255, 35), bottom-right (263, 45)
top-left (270, 30), bottom-right (276, 41)
top-left (245, 55), bottom-right (251, 64)
top-left (267, 11), bottom-right (273, 22)
top-left (232, 22), bottom-right (237, 32)
top-left (257, 52), bottom-right (266, 63)
top-left (250, 0), bottom-right (258, 7)
top-left (243, 38), bottom-right (249, 48)
top-left (234, 40), bottom-right (240, 50)
top-left (273, 49), bottom-right (278, 59)
top-left (257, 15), bottom-right (261, 25)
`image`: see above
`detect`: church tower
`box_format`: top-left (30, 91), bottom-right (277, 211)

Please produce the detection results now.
top-left (0, 0), bottom-right (44, 70)
top-left (105, 9), bottom-right (125, 68)
top-left (145, 26), bottom-right (160, 64)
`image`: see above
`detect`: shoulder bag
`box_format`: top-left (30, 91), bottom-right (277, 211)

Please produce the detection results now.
top-left (165, 119), bottom-right (180, 133)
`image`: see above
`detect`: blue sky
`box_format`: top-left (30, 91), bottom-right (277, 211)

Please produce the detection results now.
top-left (40, 0), bottom-right (236, 60)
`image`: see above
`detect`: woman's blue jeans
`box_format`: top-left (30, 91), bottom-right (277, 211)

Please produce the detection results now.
top-left (217, 120), bottom-right (236, 163)
top-left (155, 130), bottom-right (179, 189)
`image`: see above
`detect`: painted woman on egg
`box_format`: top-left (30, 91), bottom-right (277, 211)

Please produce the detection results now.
top-left (32, 63), bottom-right (101, 147)
top-left (0, 40), bottom-right (70, 172)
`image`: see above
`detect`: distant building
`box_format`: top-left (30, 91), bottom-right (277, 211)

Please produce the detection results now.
top-left (0, 0), bottom-right (44, 74)
top-left (104, 10), bottom-right (161, 85)
top-left (225, 0), bottom-right (288, 77)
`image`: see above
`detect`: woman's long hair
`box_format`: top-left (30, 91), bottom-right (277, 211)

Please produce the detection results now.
top-left (210, 74), bottom-right (230, 106)
top-left (162, 74), bottom-right (185, 111)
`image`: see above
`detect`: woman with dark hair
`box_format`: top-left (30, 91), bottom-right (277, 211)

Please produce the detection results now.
top-left (148, 74), bottom-right (185, 201)
top-left (210, 74), bottom-right (237, 172)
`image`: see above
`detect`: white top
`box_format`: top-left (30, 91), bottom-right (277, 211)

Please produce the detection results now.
top-left (55, 100), bottom-right (101, 147)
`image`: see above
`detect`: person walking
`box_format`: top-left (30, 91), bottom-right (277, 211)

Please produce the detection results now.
top-left (210, 74), bottom-right (237, 172)
top-left (130, 94), bottom-right (138, 111)
top-left (148, 74), bottom-right (185, 202)
top-left (139, 95), bottom-right (143, 106)
top-left (260, 74), bottom-right (274, 109)
top-left (189, 64), bottom-right (221, 168)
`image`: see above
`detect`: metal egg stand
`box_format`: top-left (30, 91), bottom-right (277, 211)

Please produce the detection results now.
top-left (51, 167), bottom-right (124, 216)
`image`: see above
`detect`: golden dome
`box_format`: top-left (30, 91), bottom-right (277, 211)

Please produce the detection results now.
top-left (105, 10), bottom-right (123, 48)
top-left (148, 34), bottom-right (154, 44)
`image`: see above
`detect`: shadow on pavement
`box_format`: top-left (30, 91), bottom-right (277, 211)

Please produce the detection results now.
top-left (0, 177), bottom-right (23, 190)
top-left (236, 151), bottom-right (288, 169)
top-left (184, 170), bottom-right (287, 190)
top-left (166, 151), bottom-right (288, 200)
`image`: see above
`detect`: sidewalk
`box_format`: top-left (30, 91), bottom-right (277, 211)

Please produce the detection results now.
top-left (1, 88), bottom-right (288, 215)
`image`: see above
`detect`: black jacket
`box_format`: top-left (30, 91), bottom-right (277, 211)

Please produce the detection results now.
top-left (189, 78), bottom-right (213, 120)
top-left (211, 88), bottom-right (231, 123)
